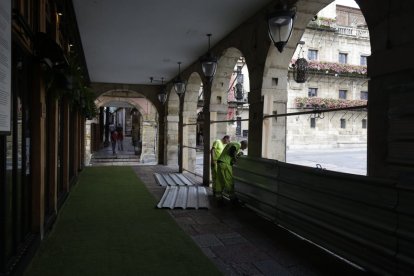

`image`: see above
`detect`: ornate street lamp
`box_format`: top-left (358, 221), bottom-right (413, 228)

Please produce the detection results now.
top-left (173, 62), bottom-right (186, 96)
top-left (199, 34), bottom-right (217, 80)
top-left (158, 90), bottom-right (167, 104)
top-left (158, 77), bottom-right (167, 104)
top-left (268, 7), bottom-right (296, 52)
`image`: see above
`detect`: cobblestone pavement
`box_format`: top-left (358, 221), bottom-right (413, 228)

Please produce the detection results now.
top-left (132, 165), bottom-right (370, 276)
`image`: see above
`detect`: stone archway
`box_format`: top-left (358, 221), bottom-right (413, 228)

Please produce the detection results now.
top-left (93, 90), bottom-right (159, 164)
top-left (261, 0), bottom-right (334, 161)
top-left (182, 72), bottom-right (202, 174)
top-left (212, 47), bottom-right (246, 142)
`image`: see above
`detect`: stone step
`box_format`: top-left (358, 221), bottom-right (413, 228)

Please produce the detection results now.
top-left (89, 161), bottom-right (141, 166)
top-left (91, 158), bottom-right (140, 163)
top-left (92, 154), bottom-right (139, 159)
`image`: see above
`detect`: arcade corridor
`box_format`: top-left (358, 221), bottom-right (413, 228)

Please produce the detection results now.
top-left (24, 165), bottom-right (366, 276)
top-left (1, 0), bottom-right (414, 275)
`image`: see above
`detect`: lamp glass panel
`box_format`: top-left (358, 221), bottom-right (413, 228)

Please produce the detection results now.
top-left (158, 93), bottom-right (167, 103)
top-left (202, 61), bottom-right (217, 78)
top-left (268, 15), bottom-right (292, 42)
top-left (174, 82), bottom-right (186, 95)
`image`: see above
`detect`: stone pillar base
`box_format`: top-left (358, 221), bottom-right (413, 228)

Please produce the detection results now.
top-left (141, 154), bottom-right (157, 164)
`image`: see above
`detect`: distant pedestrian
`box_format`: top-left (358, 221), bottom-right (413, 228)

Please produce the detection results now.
top-left (111, 130), bottom-right (118, 155)
top-left (199, 130), bottom-right (203, 145)
top-left (215, 140), bottom-right (248, 205)
top-left (116, 124), bottom-right (124, 151)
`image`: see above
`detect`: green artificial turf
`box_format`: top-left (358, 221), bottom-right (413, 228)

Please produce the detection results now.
top-left (25, 167), bottom-right (221, 276)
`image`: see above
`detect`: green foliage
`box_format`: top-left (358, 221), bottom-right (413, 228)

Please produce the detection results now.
top-left (295, 97), bottom-right (367, 109)
top-left (45, 54), bottom-right (97, 119)
top-left (290, 60), bottom-right (367, 77)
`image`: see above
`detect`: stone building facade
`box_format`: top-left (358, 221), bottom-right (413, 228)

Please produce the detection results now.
top-left (287, 2), bottom-right (370, 150)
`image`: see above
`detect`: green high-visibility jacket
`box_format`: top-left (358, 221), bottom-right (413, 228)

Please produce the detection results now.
top-left (217, 142), bottom-right (241, 165)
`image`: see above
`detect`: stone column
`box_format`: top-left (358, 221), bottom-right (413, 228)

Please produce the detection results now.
top-left (262, 93), bottom-right (287, 161)
top-left (166, 114), bottom-right (179, 166)
top-left (247, 88), bottom-right (264, 158)
top-left (104, 107), bottom-right (110, 146)
top-left (99, 106), bottom-right (104, 144)
top-left (141, 113), bottom-right (157, 163)
top-left (84, 120), bottom-right (92, 165)
top-left (210, 104), bottom-right (228, 140)
top-left (158, 114), bottom-right (165, 164)
top-left (182, 113), bottom-right (197, 173)
top-left (261, 67), bottom-right (288, 161)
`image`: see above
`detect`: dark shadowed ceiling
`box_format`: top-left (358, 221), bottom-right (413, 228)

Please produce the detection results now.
top-left (72, 0), bottom-right (273, 85)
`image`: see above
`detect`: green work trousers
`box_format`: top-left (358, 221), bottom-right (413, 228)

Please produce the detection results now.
top-left (212, 162), bottom-right (218, 193)
top-left (215, 162), bottom-right (234, 199)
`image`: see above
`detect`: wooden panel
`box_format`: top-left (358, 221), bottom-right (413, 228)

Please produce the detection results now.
top-left (387, 83), bottom-right (414, 167)
top-left (396, 187), bottom-right (414, 274)
top-left (233, 157), bottom-right (408, 275)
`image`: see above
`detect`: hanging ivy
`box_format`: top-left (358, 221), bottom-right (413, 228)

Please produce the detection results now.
top-left (44, 54), bottom-right (97, 119)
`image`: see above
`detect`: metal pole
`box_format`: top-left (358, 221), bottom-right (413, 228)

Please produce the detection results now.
top-left (183, 122), bottom-right (202, 127)
top-left (263, 105), bottom-right (367, 119)
top-left (104, 107), bottom-right (110, 146)
top-left (182, 145), bottom-right (199, 150)
top-left (99, 106), bottom-right (104, 143)
top-left (202, 80), bottom-right (212, 186)
top-left (178, 96), bottom-right (184, 173)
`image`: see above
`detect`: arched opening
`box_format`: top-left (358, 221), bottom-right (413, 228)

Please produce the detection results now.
top-left (182, 72), bottom-right (202, 176)
top-left (212, 47), bottom-right (250, 143)
top-left (195, 47), bottom-right (250, 186)
top-left (227, 57), bottom-right (250, 146)
top-left (287, 0), bottom-right (369, 175)
top-left (263, 0), bottom-right (370, 175)
top-left (87, 90), bottom-right (159, 165)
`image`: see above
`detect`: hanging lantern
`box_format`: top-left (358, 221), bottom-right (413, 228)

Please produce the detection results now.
top-left (173, 62), bottom-right (186, 96)
top-left (268, 7), bottom-right (296, 52)
top-left (158, 90), bottom-right (167, 104)
top-left (292, 41), bottom-right (308, 83)
top-left (235, 83), bottom-right (244, 101)
top-left (293, 58), bottom-right (308, 83)
top-left (200, 34), bottom-right (217, 80)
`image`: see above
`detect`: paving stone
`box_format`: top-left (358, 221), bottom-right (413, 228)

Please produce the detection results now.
top-left (217, 232), bottom-right (248, 245)
top-left (192, 234), bottom-right (223, 247)
top-left (210, 257), bottom-right (237, 276)
top-left (176, 223), bottom-right (198, 236)
top-left (192, 214), bottom-right (221, 225)
top-left (131, 165), bottom-right (368, 276)
top-left (254, 260), bottom-right (292, 276)
top-left (200, 247), bottom-right (217, 258)
top-left (221, 218), bottom-right (244, 229)
top-left (210, 244), bottom-right (270, 264)
top-left (173, 216), bottom-right (197, 226)
top-left (288, 265), bottom-right (321, 276)
top-left (192, 223), bottom-right (233, 235)
top-left (231, 262), bottom-right (263, 276)
top-left (169, 210), bottom-right (196, 217)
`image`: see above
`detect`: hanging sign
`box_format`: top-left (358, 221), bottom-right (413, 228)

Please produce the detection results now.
top-left (0, 0), bottom-right (11, 134)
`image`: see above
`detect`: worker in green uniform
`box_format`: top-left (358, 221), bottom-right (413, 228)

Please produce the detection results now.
top-left (210, 135), bottom-right (230, 194)
top-left (215, 140), bottom-right (248, 205)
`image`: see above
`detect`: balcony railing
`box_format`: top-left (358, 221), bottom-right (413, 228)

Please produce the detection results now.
top-left (336, 25), bottom-right (369, 38)
top-left (308, 21), bottom-right (369, 39)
